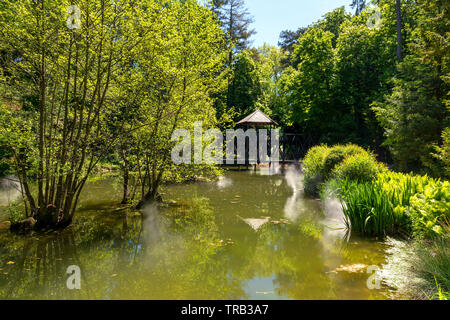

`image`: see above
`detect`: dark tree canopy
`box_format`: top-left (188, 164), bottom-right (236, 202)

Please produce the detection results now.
top-left (212, 0), bottom-right (256, 52)
top-left (278, 28), bottom-right (308, 54)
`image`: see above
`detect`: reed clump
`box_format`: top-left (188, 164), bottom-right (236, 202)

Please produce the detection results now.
top-left (338, 172), bottom-right (449, 238)
top-left (303, 145), bottom-right (449, 239)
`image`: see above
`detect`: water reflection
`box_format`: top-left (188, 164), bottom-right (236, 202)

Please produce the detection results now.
top-left (0, 177), bottom-right (22, 206)
top-left (0, 172), bottom-right (389, 300)
top-left (217, 176), bottom-right (233, 189)
top-left (283, 166), bottom-right (305, 221)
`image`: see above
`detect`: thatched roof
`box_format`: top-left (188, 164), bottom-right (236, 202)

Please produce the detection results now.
top-left (236, 109), bottom-right (278, 127)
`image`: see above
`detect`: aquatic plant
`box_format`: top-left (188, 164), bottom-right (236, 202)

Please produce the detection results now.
top-left (338, 179), bottom-right (410, 237)
top-left (337, 172), bottom-right (449, 238)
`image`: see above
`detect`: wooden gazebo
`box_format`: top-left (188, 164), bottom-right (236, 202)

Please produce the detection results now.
top-left (236, 109), bottom-right (278, 127)
top-left (235, 109), bottom-right (278, 169)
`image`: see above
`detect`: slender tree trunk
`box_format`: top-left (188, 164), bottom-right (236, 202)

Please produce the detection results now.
top-left (120, 148), bottom-right (130, 204)
top-left (396, 0), bottom-right (402, 61)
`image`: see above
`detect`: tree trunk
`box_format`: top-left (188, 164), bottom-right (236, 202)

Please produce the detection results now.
top-left (396, 0), bottom-right (402, 61)
top-left (121, 150), bottom-right (130, 204)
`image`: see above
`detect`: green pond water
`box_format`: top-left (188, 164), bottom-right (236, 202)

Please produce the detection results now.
top-left (0, 170), bottom-right (391, 300)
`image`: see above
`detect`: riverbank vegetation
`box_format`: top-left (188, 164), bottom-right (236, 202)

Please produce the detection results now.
top-left (0, 0), bottom-right (448, 227)
top-left (0, 0), bottom-right (227, 229)
top-left (303, 143), bottom-right (449, 299)
top-left (0, 0), bottom-right (448, 300)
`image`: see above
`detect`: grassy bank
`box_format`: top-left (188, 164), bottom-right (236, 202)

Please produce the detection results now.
top-left (302, 144), bottom-right (450, 299)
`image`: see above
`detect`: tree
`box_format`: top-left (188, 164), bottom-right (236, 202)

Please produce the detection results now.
top-left (209, 0), bottom-right (256, 120)
top-left (0, 0), bottom-right (228, 228)
top-left (213, 0), bottom-right (256, 54)
top-left (373, 0), bottom-right (449, 174)
top-left (0, 0), bottom-right (144, 229)
top-left (278, 28), bottom-right (308, 54)
top-left (396, 0), bottom-right (403, 60)
top-left (315, 6), bottom-right (352, 48)
top-left (287, 29), bottom-right (335, 138)
top-left (350, 0), bottom-right (366, 16)
top-left (228, 50), bottom-right (261, 117)
top-left (253, 45), bottom-right (284, 117)
top-left (334, 16), bottom-right (396, 148)
top-left (116, 0), bottom-right (227, 207)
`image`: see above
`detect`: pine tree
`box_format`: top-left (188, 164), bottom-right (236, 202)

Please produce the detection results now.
top-left (209, 0), bottom-right (256, 119)
top-left (350, 0), bottom-right (366, 16)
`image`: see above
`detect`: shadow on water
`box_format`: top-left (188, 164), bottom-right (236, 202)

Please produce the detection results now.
top-left (0, 170), bottom-right (390, 300)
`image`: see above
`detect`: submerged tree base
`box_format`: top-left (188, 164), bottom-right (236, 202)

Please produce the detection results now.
top-left (10, 217), bottom-right (36, 234)
top-left (136, 193), bottom-right (163, 210)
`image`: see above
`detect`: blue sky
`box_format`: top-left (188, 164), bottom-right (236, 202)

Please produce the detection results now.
top-left (245, 0), bottom-right (352, 47)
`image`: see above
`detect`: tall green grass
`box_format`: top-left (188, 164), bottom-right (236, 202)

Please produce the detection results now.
top-left (415, 238), bottom-right (450, 300)
top-left (337, 172), bottom-right (449, 238)
top-left (338, 179), bottom-right (411, 237)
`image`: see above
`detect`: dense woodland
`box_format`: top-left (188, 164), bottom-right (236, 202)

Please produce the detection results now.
top-left (0, 0), bottom-right (448, 231)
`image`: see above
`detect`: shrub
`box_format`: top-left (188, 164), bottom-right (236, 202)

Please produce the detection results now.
top-left (333, 153), bottom-right (388, 182)
top-left (409, 180), bottom-right (450, 238)
top-left (303, 144), bottom-right (449, 239)
top-left (322, 144), bottom-right (368, 179)
top-left (303, 145), bottom-right (330, 196)
top-left (303, 144), bottom-right (370, 196)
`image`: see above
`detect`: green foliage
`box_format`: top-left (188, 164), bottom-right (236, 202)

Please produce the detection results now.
top-left (289, 29), bottom-right (335, 133)
top-left (373, 0), bottom-right (449, 176)
top-left (376, 172), bottom-right (449, 238)
top-left (314, 6), bottom-right (351, 48)
top-left (433, 127), bottom-right (450, 179)
top-left (414, 239), bottom-right (450, 299)
top-left (339, 179), bottom-right (410, 237)
top-left (337, 171), bottom-right (449, 238)
top-left (333, 153), bottom-right (388, 182)
top-left (373, 55), bottom-right (448, 174)
top-left (163, 165), bottom-right (222, 184)
top-left (228, 50), bottom-right (262, 117)
top-left (7, 201), bottom-right (25, 224)
top-left (303, 141), bottom-right (449, 238)
top-left (302, 144), bottom-right (378, 195)
top-left (302, 145), bottom-right (330, 196)
top-left (322, 144), bottom-right (369, 180)
top-left (409, 181), bottom-right (450, 238)
top-left (0, 0), bottom-right (229, 227)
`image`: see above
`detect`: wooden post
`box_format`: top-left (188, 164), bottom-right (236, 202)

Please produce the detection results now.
top-left (269, 125), bottom-right (272, 169)
top-left (255, 125), bottom-right (258, 171)
top-left (246, 124), bottom-right (249, 171)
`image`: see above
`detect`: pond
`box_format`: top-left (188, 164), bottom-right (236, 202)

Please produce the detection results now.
top-left (0, 169), bottom-right (391, 299)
